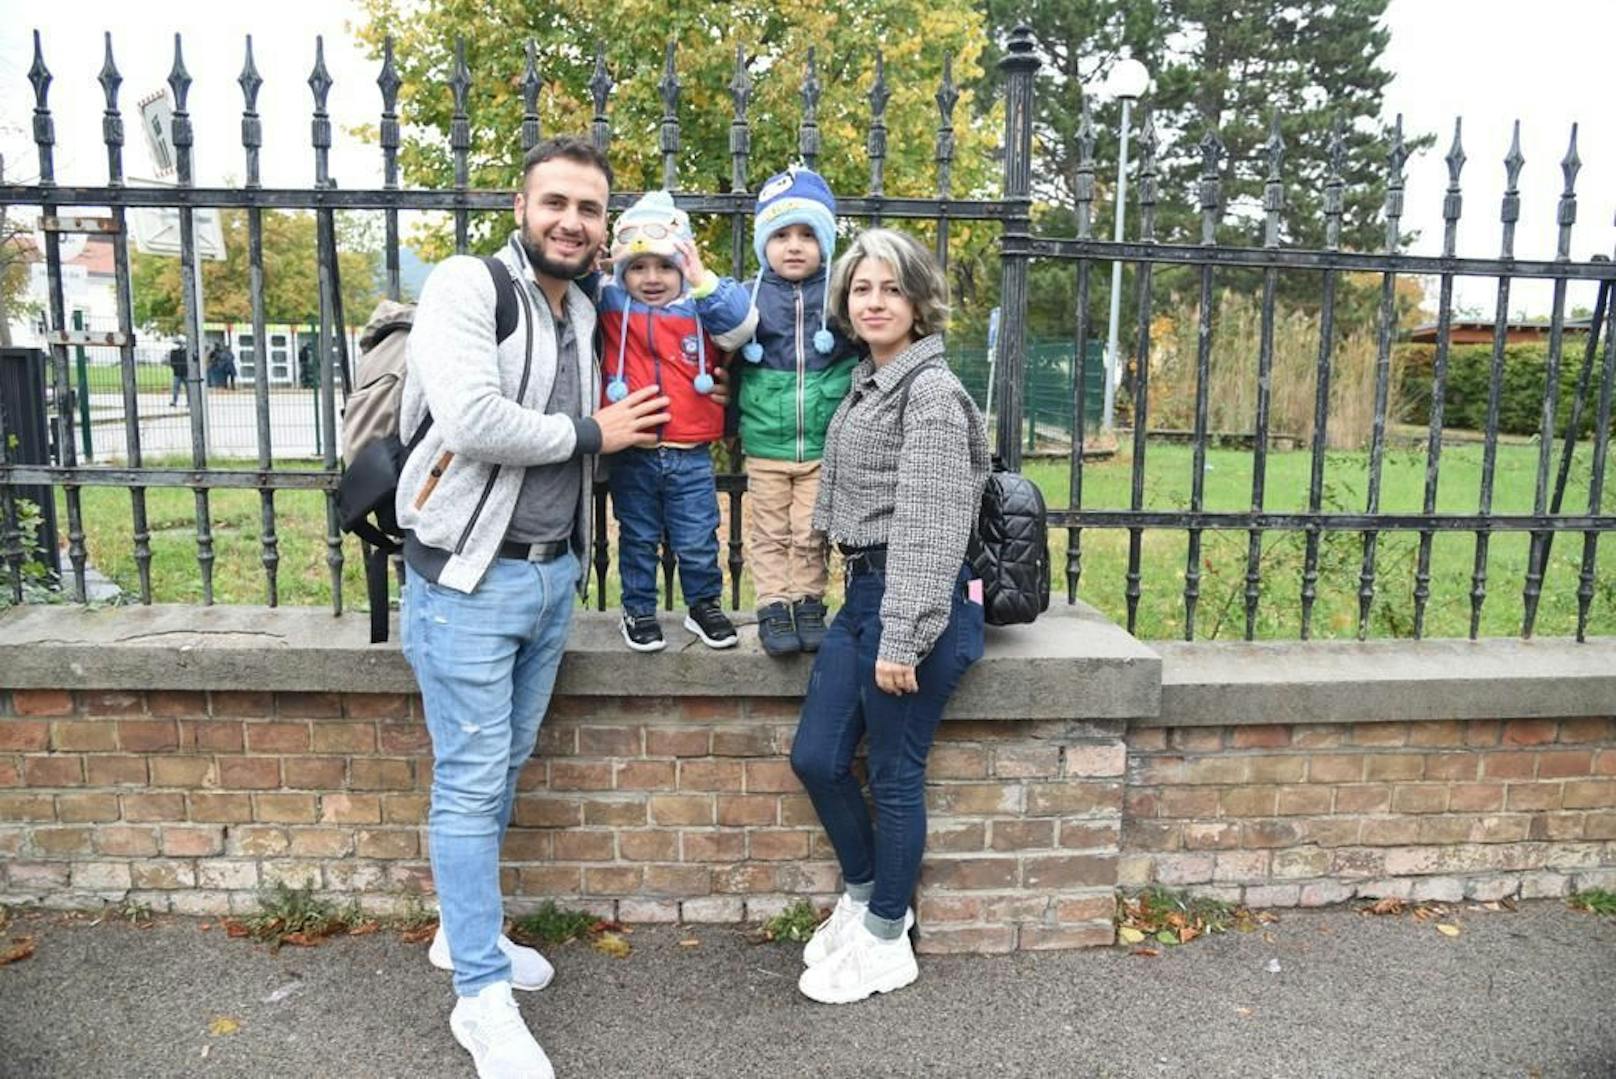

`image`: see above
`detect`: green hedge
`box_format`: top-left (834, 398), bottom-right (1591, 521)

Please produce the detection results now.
top-left (1398, 341), bottom-right (1612, 437)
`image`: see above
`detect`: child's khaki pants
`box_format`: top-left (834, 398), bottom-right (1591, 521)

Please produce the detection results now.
top-left (746, 457), bottom-right (828, 606)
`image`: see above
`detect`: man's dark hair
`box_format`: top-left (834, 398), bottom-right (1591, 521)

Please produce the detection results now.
top-left (521, 136), bottom-right (613, 188)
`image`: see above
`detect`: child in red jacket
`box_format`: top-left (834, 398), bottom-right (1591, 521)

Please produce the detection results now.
top-left (600, 190), bottom-right (757, 652)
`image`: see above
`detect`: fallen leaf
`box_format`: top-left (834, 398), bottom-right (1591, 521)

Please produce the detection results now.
top-left (223, 920), bottom-right (251, 939)
top-left (1130, 946), bottom-right (1161, 958)
top-left (592, 931), bottom-right (631, 959)
top-left (280, 932), bottom-right (322, 948)
top-left (1234, 1007), bottom-right (1254, 1018)
top-left (347, 921), bottom-right (381, 937)
top-left (400, 923), bottom-right (437, 945)
top-left (198, 923), bottom-right (212, 932)
top-left (590, 920), bottom-right (625, 935)
top-left (207, 1016), bottom-right (241, 1037)
top-left (1155, 929), bottom-right (1178, 946)
top-left (1367, 897), bottom-right (1405, 916)
top-left (1117, 926), bottom-right (1146, 945)
top-left (1436, 923), bottom-right (1461, 937)
top-left (1178, 926), bottom-right (1200, 944)
top-left (0, 936), bottom-right (36, 966)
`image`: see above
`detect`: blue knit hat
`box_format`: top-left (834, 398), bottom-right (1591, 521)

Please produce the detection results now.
top-left (745, 165), bottom-right (839, 360)
top-left (752, 165), bottom-right (837, 268)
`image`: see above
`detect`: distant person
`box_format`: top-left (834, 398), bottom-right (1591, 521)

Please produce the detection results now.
top-left (207, 342), bottom-right (237, 390)
top-left (298, 341), bottom-right (318, 389)
top-left (217, 342), bottom-right (237, 390)
top-left (166, 345), bottom-right (188, 407)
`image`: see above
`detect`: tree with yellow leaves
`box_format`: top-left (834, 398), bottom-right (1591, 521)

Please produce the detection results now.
top-left (354, 0), bottom-right (1004, 276)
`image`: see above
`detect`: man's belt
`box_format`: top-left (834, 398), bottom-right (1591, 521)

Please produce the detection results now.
top-left (498, 539), bottom-right (570, 563)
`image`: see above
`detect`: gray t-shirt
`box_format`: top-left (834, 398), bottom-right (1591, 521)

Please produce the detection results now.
top-left (505, 314), bottom-right (584, 544)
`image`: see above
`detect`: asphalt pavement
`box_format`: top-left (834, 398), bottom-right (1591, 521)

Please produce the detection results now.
top-left (1, 901), bottom-right (1613, 1078)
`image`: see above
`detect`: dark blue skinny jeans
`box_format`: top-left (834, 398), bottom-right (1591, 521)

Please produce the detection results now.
top-left (607, 445), bottom-right (724, 616)
top-left (789, 561), bottom-right (984, 925)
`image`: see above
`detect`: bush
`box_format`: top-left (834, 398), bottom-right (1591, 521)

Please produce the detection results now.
top-left (1398, 341), bottom-right (1612, 437)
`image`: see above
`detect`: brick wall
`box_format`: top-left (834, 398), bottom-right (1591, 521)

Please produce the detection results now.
top-left (1124, 719), bottom-right (1616, 905)
top-left (0, 690), bottom-right (1123, 954)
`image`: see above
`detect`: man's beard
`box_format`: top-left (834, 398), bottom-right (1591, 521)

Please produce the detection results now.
top-left (520, 221), bottom-right (594, 281)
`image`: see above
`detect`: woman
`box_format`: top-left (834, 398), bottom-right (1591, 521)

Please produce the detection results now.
top-left (789, 228), bottom-right (990, 1004)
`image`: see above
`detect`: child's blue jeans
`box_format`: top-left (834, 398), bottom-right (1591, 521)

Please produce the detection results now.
top-left (608, 445), bottom-right (725, 615)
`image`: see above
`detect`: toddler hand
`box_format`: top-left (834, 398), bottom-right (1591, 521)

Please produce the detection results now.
top-left (675, 238), bottom-right (710, 288)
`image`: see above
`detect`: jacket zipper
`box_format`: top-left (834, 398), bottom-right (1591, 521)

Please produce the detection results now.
top-left (647, 304), bottom-right (664, 439)
top-left (794, 284), bottom-right (805, 463)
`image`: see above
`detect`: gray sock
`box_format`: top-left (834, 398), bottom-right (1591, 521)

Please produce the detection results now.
top-left (862, 908), bottom-right (907, 940)
top-left (844, 881), bottom-right (874, 904)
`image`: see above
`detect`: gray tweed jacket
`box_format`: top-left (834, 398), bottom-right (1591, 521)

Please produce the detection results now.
top-left (812, 334), bottom-right (990, 665)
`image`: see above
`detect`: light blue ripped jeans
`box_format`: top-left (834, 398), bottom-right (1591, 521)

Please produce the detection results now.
top-left (401, 552), bottom-right (578, 996)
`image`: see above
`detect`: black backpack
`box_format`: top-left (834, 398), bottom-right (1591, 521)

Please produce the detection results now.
top-left (968, 458), bottom-right (1050, 626)
top-left (338, 256), bottom-right (521, 643)
top-left (895, 364), bottom-right (1050, 626)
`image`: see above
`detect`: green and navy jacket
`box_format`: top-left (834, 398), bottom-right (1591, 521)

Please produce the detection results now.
top-left (737, 267), bottom-right (860, 462)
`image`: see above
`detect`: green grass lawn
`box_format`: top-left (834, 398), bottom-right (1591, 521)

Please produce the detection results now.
top-left (1021, 442), bottom-right (1614, 641)
top-left (79, 364), bottom-right (173, 395)
top-left (43, 441), bottom-right (1615, 641)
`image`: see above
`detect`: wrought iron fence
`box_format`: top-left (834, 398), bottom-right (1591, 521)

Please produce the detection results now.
top-left (1, 24), bottom-right (1613, 643)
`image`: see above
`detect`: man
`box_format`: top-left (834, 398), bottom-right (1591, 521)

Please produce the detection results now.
top-left (216, 341), bottom-right (237, 390)
top-left (167, 344), bottom-right (188, 407)
top-left (395, 135), bottom-right (669, 1079)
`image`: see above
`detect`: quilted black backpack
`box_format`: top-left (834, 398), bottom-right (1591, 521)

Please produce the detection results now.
top-left (896, 365), bottom-right (1050, 626)
top-left (968, 457), bottom-right (1050, 625)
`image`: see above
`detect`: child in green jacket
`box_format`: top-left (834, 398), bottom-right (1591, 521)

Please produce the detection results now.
top-left (738, 166), bottom-right (859, 656)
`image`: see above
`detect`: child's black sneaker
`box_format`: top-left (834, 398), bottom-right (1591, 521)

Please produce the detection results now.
top-left (756, 602), bottom-right (801, 657)
top-left (621, 611), bottom-right (666, 652)
top-left (684, 600), bottom-right (739, 649)
top-left (793, 597), bottom-right (829, 653)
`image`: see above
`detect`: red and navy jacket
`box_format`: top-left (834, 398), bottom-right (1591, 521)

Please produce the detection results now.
top-left (596, 277), bottom-right (758, 444)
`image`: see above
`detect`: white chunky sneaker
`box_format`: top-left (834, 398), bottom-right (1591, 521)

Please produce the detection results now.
top-left (801, 895), bottom-right (914, 968)
top-left (449, 981), bottom-right (554, 1079)
top-left (430, 926), bottom-right (555, 992)
top-left (797, 922), bottom-right (920, 1005)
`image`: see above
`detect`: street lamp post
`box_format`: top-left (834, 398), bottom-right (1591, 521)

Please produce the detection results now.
top-left (1100, 58), bottom-right (1149, 432)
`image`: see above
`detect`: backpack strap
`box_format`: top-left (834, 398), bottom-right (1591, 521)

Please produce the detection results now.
top-left (481, 255), bottom-right (520, 345)
top-left (402, 256), bottom-right (521, 453)
top-left (893, 360), bottom-right (940, 425)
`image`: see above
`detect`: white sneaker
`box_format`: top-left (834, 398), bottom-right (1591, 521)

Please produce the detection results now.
top-left (449, 981), bottom-right (554, 1079)
top-left (797, 922), bottom-right (920, 1005)
top-left (802, 895), bottom-right (914, 968)
top-left (430, 926), bottom-right (555, 992)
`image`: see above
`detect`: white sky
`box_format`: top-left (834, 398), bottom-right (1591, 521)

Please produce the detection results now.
top-left (2, 0), bottom-right (1612, 317)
